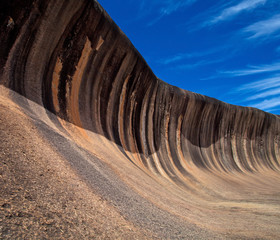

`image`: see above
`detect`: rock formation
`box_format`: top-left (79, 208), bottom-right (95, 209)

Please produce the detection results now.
top-left (0, 0), bottom-right (279, 239)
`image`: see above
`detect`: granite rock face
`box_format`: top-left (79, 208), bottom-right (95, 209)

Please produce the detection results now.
top-left (0, 0), bottom-right (280, 239)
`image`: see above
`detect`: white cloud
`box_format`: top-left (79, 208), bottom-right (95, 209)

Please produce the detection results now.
top-left (251, 97), bottom-right (280, 110)
top-left (147, 0), bottom-right (196, 25)
top-left (161, 55), bottom-right (186, 65)
top-left (133, 0), bottom-right (196, 24)
top-left (175, 58), bottom-right (224, 70)
top-left (236, 75), bottom-right (280, 91)
top-left (160, 0), bottom-right (196, 15)
top-left (176, 60), bottom-right (210, 69)
top-left (246, 87), bottom-right (280, 100)
top-left (232, 75), bottom-right (280, 112)
top-left (159, 47), bottom-right (224, 65)
top-left (210, 0), bottom-right (266, 25)
top-left (243, 14), bottom-right (280, 39)
top-left (221, 61), bottom-right (280, 76)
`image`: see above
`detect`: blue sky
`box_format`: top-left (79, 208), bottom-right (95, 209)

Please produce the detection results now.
top-left (98, 0), bottom-right (280, 115)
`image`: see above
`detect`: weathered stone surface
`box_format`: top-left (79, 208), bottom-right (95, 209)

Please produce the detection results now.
top-left (0, 0), bottom-right (279, 239)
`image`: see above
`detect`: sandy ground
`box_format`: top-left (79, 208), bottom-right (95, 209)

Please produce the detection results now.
top-left (0, 86), bottom-right (153, 239)
top-left (1, 85), bottom-right (280, 239)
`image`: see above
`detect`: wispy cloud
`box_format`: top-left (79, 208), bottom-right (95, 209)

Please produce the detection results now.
top-left (208, 0), bottom-right (266, 25)
top-left (174, 58), bottom-right (225, 70)
top-left (232, 75), bottom-right (280, 111)
top-left (159, 47), bottom-right (225, 65)
top-left (161, 55), bottom-right (186, 65)
top-left (243, 14), bottom-right (280, 39)
top-left (246, 87), bottom-right (280, 100)
top-left (176, 60), bottom-right (212, 69)
top-left (236, 75), bottom-right (280, 91)
top-left (220, 61), bottom-right (280, 77)
top-left (250, 97), bottom-right (280, 110)
top-left (128, 0), bottom-right (196, 24)
top-left (160, 0), bottom-right (196, 15)
top-left (147, 0), bottom-right (196, 25)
